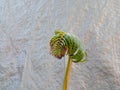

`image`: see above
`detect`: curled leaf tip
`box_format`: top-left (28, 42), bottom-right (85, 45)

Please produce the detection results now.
top-left (50, 30), bottom-right (87, 62)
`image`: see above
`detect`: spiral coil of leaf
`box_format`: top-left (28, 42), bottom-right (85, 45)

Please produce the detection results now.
top-left (50, 30), bottom-right (87, 63)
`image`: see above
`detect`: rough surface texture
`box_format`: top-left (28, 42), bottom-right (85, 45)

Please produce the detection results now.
top-left (0, 0), bottom-right (120, 90)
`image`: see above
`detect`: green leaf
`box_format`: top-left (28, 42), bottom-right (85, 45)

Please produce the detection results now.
top-left (50, 30), bottom-right (87, 62)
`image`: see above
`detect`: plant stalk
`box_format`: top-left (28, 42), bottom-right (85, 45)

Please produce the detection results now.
top-left (62, 56), bottom-right (72, 90)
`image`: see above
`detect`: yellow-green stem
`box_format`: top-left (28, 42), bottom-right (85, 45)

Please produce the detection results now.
top-left (62, 56), bottom-right (72, 90)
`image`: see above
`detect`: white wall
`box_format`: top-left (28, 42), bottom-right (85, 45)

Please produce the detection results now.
top-left (0, 0), bottom-right (120, 90)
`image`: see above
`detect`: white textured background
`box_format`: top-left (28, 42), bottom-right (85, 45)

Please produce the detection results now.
top-left (0, 0), bottom-right (120, 90)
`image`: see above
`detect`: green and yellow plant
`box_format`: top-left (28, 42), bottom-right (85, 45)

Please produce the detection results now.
top-left (50, 30), bottom-right (87, 90)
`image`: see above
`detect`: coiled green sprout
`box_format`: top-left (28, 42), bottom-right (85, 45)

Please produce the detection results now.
top-left (50, 30), bottom-right (87, 90)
